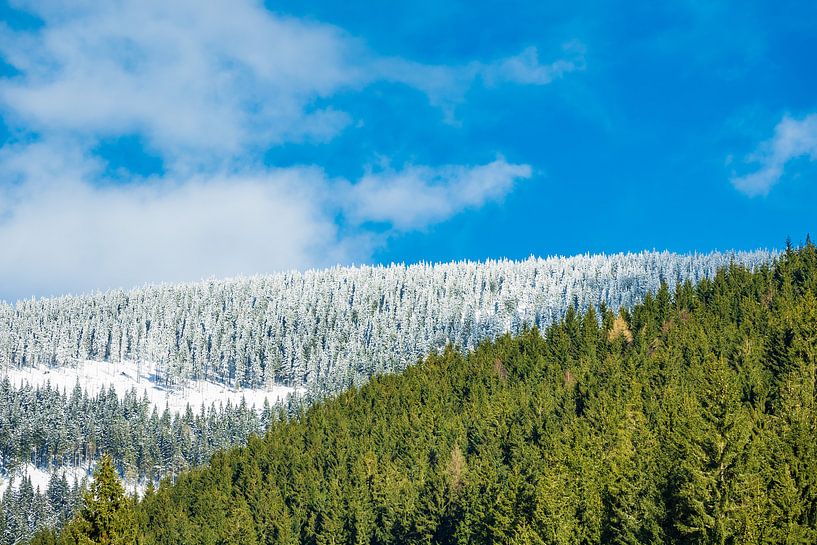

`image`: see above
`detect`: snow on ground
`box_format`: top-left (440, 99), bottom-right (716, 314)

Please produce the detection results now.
top-left (0, 461), bottom-right (154, 498)
top-left (0, 462), bottom-right (90, 495)
top-left (3, 359), bottom-right (297, 415)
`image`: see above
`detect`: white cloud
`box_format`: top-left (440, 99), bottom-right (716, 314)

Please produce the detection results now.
top-left (0, 0), bottom-right (365, 161)
top-left (375, 44), bottom-right (584, 117)
top-left (0, 0), bottom-right (563, 299)
top-left (731, 113), bottom-right (817, 196)
top-left (0, 141), bottom-right (357, 298)
top-left (342, 159), bottom-right (532, 230)
top-left (480, 44), bottom-right (585, 86)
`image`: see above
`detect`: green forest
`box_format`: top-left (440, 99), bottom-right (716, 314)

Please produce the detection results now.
top-left (28, 242), bottom-right (817, 544)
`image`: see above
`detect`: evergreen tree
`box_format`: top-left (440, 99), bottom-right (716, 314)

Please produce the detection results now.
top-left (671, 356), bottom-right (756, 544)
top-left (60, 455), bottom-right (136, 545)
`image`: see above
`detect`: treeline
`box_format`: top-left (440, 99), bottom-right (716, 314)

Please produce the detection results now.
top-left (0, 251), bottom-right (772, 392)
top-left (38, 241), bottom-right (817, 543)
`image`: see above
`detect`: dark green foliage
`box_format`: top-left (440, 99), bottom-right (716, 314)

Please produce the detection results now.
top-left (47, 242), bottom-right (817, 543)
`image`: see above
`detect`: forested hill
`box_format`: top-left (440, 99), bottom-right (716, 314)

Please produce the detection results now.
top-left (1, 251), bottom-right (772, 393)
top-left (39, 242), bottom-right (817, 544)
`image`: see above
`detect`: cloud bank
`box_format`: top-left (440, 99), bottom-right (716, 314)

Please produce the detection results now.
top-left (0, 0), bottom-right (574, 299)
top-left (731, 114), bottom-right (817, 196)
top-left (0, 143), bottom-right (530, 299)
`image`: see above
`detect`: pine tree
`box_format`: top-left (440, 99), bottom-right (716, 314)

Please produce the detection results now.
top-left (48, 471), bottom-right (72, 525)
top-left (671, 356), bottom-right (755, 545)
top-left (601, 404), bottom-right (664, 545)
top-left (60, 454), bottom-right (136, 545)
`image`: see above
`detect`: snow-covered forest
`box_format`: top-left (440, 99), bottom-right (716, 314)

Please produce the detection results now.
top-left (0, 251), bottom-right (774, 396)
top-left (1, 466), bottom-right (84, 544)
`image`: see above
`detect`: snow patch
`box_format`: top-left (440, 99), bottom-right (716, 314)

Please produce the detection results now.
top-left (0, 461), bottom-right (154, 499)
top-left (3, 359), bottom-right (297, 415)
top-left (0, 463), bottom-right (89, 495)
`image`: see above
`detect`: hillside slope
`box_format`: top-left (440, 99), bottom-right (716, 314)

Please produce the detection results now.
top-left (0, 250), bottom-right (776, 544)
top-left (51, 243), bottom-right (816, 544)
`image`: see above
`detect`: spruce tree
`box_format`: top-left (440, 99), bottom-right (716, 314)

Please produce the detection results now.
top-left (671, 356), bottom-right (754, 544)
top-left (60, 454), bottom-right (136, 545)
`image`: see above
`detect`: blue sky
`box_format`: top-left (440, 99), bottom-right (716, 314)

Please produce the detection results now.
top-left (0, 0), bottom-right (815, 300)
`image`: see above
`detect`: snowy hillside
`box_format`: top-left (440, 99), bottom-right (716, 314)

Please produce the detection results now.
top-left (0, 369), bottom-right (289, 531)
top-left (0, 250), bottom-right (775, 394)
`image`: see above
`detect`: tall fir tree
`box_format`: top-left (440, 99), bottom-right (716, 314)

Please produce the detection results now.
top-left (59, 455), bottom-right (136, 545)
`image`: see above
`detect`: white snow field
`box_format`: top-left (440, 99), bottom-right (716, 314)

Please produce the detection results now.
top-left (3, 359), bottom-right (296, 416)
top-left (0, 462), bottom-right (156, 499)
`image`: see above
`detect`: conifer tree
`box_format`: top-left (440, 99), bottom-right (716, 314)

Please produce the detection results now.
top-left (60, 455), bottom-right (136, 545)
top-left (671, 356), bottom-right (754, 544)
